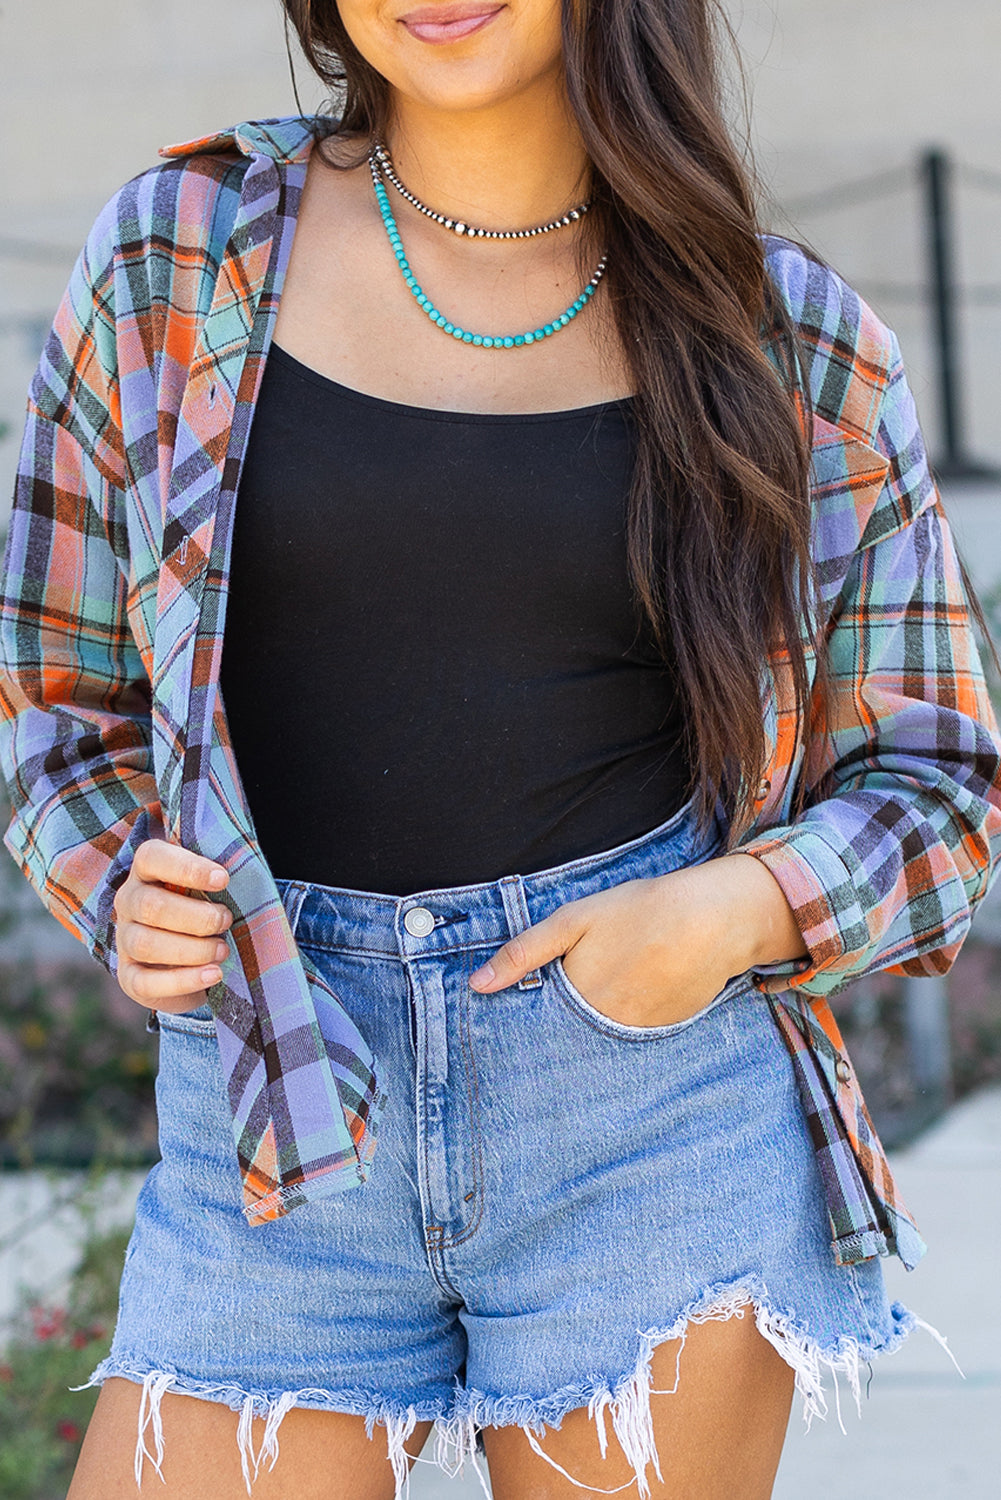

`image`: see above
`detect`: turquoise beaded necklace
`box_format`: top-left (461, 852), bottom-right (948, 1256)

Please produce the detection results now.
top-left (368, 155), bottom-right (607, 349)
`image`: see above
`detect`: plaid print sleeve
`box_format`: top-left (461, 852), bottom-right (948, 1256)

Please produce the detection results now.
top-left (742, 330), bottom-right (1001, 997)
top-left (0, 203), bottom-right (164, 970)
top-left (0, 134), bottom-right (387, 1226)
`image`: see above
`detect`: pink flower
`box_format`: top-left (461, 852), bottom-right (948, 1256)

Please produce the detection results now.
top-left (31, 1305), bottom-right (66, 1341)
top-left (56, 1420), bottom-right (82, 1443)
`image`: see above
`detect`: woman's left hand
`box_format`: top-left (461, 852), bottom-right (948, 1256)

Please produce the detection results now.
top-left (468, 853), bottom-right (808, 1029)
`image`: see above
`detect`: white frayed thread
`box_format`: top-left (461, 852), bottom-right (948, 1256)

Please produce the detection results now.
top-left (523, 1427), bottom-right (634, 1493)
top-left (130, 1376), bottom-right (305, 1496)
top-left (82, 1297), bottom-right (953, 1500)
top-left (433, 1416), bottom-right (486, 1487)
top-left (429, 1413), bottom-right (476, 1478)
top-left (382, 1409), bottom-right (419, 1498)
top-left (230, 1388), bottom-right (300, 1493)
top-left (257, 1389), bottom-right (300, 1474)
top-left (414, 1414), bottom-right (493, 1499)
top-left (913, 1315), bottom-right (965, 1379)
top-left (568, 1286), bottom-right (764, 1498)
top-left (585, 1362), bottom-right (664, 1495)
top-left (751, 1300), bottom-right (862, 1432)
top-left (235, 1393), bottom-right (259, 1493)
top-left (449, 1284), bottom-right (906, 1500)
top-left (80, 1364), bottom-right (432, 1497)
top-left (135, 1369), bottom-right (177, 1486)
top-left (608, 1288), bottom-right (760, 1498)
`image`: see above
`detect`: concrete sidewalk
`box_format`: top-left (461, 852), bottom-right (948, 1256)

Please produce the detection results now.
top-left (408, 1087), bottom-right (1001, 1499)
top-left (772, 1086), bottom-right (1001, 1499)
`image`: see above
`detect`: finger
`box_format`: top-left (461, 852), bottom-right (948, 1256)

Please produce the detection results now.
top-left (116, 879), bottom-right (233, 938)
top-left (118, 959), bottom-right (223, 1005)
top-left (119, 984), bottom-right (212, 1017)
top-left (148, 992), bottom-right (212, 1015)
top-left (131, 839), bottom-right (229, 893)
top-left (118, 919), bottom-right (231, 970)
top-left (469, 906), bottom-right (583, 992)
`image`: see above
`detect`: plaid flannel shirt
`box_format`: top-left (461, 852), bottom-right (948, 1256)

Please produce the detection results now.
top-left (2, 117), bottom-right (1000, 1269)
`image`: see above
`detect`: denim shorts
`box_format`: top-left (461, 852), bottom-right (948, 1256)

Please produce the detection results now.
top-left (88, 799), bottom-right (919, 1495)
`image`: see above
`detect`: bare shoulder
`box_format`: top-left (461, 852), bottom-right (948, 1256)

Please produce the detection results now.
top-left (300, 129), bottom-right (376, 210)
top-left (284, 131), bottom-right (381, 260)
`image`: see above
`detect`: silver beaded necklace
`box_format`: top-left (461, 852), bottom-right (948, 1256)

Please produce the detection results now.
top-left (369, 153), bottom-right (608, 349)
top-left (370, 141), bottom-right (591, 240)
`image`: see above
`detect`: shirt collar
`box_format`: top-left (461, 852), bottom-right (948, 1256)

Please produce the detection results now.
top-left (158, 115), bottom-right (332, 165)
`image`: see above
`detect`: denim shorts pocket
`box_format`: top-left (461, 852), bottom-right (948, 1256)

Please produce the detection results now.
top-left (153, 1005), bottom-right (216, 1038)
top-left (549, 958), bottom-right (751, 1042)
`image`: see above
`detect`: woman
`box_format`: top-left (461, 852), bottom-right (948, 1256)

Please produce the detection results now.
top-left (2, 1), bottom-right (1000, 1496)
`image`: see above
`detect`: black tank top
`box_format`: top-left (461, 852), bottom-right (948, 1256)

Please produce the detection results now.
top-left (218, 342), bottom-right (690, 894)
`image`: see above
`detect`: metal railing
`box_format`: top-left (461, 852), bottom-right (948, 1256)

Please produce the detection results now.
top-left (777, 148), bottom-right (1001, 484)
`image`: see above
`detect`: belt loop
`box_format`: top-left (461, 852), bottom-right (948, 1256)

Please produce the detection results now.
top-left (278, 879), bottom-right (309, 937)
top-left (498, 875), bottom-right (543, 989)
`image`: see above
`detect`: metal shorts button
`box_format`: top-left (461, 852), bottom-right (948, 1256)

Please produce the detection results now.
top-left (835, 1058), bottom-right (851, 1084)
top-left (404, 906), bottom-right (436, 937)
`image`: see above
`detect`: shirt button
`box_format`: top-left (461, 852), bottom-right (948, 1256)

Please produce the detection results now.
top-left (835, 1058), bottom-right (851, 1085)
top-left (404, 906), bottom-right (436, 937)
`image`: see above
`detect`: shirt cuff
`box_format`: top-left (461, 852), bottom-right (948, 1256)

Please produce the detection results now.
top-left (736, 826), bottom-right (858, 994)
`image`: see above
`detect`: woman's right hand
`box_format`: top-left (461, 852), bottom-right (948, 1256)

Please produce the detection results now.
top-left (113, 838), bottom-right (232, 1014)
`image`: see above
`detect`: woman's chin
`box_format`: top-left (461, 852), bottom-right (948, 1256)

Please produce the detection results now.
top-left (390, 62), bottom-right (555, 118)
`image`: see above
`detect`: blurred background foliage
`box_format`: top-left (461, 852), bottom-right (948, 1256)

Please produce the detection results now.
top-left (0, 1226), bottom-right (128, 1500)
top-left (0, 792), bottom-right (158, 1171)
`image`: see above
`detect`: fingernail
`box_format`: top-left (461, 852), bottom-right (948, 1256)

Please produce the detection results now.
top-left (214, 941), bottom-right (229, 961)
top-left (470, 963), bottom-right (495, 989)
top-left (201, 966), bottom-right (222, 984)
top-left (208, 868), bottom-right (228, 888)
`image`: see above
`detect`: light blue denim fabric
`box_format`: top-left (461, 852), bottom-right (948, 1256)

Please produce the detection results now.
top-left (89, 798), bottom-right (919, 1495)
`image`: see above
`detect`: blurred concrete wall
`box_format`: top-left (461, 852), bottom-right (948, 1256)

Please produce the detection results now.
top-left (2, 0), bottom-right (999, 529)
top-left (736, 0), bottom-right (1001, 531)
top-left (0, 0), bottom-right (321, 518)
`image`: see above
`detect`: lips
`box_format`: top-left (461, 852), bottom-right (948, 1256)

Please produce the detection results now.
top-left (398, 3), bottom-right (505, 44)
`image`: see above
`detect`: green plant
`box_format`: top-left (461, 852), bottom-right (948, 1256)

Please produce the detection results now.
top-left (0, 780), bottom-right (158, 1169)
top-left (0, 1227), bottom-right (129, 1500)
top-left (0, 961), bottom-right (158, 1168)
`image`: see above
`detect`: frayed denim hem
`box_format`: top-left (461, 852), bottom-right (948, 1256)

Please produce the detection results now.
top-left (80, 1280), bottom-right (960, 1499)
top-left (452, 1280), bottom-right (956, 1498)
top-left (75, 1359), bottom-right (454, 1496)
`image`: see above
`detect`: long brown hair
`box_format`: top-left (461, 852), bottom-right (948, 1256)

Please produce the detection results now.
top-left (281, 0), bottom-right (819, 838)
